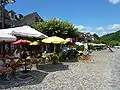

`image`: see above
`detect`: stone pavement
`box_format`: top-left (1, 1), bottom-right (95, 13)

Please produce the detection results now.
top-left (2, 49), bottom-right (120, 90)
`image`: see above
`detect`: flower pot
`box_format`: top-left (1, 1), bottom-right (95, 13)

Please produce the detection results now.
top-left (52, 59), bottom-right (57, 64)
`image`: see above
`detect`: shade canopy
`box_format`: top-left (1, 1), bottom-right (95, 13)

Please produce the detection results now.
top-left (42, 36), bottom-right (67, 44)
top-left (0, 32), bottom-right (16, 41)
top-left (0, 26), bottom-right (48, 38)
top-left (66, 42), bottom-right (75, 46)
top-left (12, 40), bottom-right (30, 44)
top-left (75, 42), bottom-right (83, 46)
top-left (30, 41), bottom-right (40, 45)
top-left (89, 43), bottom-right (106, 46)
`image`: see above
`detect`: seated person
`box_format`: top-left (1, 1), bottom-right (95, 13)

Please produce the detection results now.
top-left (0, 59), bottom-right (12, 73)
top-left (13, 50), bottom-right (21, 59)
top-left (4, 55), bottom-right (12, 67)
top-left (0, 59), bottom-right (6, 69)
top-left (42, 51), bottom-right (47, 58)
top-left (21, 50), bottom-right (28, 59)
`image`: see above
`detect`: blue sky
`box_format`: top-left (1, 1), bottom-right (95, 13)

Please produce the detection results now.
top-left (6, 0), bottom-right (120, 36)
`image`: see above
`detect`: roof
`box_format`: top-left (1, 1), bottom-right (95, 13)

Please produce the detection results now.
top-left (20, 12), bottom-right (43, 25)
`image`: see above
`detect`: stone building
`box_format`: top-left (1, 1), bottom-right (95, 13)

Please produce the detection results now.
top-left (0, 7), bottom-right (43, 29)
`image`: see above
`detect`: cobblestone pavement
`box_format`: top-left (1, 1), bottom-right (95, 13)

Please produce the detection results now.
top-left (3, 49), bottom-right (120, 90)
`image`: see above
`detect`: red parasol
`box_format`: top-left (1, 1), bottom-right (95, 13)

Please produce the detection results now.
top-left (66, 42), bottom-right (75, 46)
top-left (12, 39), bottom-right (30, 44)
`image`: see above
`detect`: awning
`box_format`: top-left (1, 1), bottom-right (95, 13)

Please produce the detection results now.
top-left (0, 26), bottom-right (48, 38)
top-left (89, 43), bottom-right (106, 46)
top-left (75, 42), bottom-right (83, 46)
top-left (0, 32), bottom-right (16, 41)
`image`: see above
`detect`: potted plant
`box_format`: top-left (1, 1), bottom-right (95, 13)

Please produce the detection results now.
top-left (51, 53), bottom-right (59, 64)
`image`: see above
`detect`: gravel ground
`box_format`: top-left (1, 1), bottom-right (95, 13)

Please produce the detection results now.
top-left (2, 49), bottom-right (120, 90)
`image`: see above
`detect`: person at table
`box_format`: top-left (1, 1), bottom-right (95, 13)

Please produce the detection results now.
top-left (4, 55), bottom-right (12, 68)
top-left (0, 59), bottom-right (6, 69)
top-left (21, 49), bottom-right (28, 59)
top-left (0, 59), bottom-right (12, 73)
top-left (13, 49), bottom-right (21, 59)
top-left (21, 49), bottom-right (28, 71)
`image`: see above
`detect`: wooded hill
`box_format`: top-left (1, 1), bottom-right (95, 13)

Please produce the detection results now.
top-left (99, 30), bottom-right (120, 46)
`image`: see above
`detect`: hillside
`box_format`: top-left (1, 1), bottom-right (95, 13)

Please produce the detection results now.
top-left (100, 30), bottom-right (120, 42)
top-left (99, 30), bottom-right (120, 45)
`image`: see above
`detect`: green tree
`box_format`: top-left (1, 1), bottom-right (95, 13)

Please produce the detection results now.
top-left (31, 18), bottom-right (78, 39)
top-left (100, 30), bottom-right (120, 42)
top-left (109, 41), bottom-right (120, 46)
top-left (92, 40), bottom-right (102, 44)
top-left (93, 34), bottom-right (100, 40)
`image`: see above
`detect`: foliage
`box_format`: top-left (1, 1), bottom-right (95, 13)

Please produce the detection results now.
top-left (31, 18), bottom-right (79, 39)
top-left (51, 53), bottom-right (59, 64)
top-left (58, 51), bottom-right (68, 62)
top-left (92, 40), bottom-right (106, 44)
top-left (100, 30), bottom-right (120, 46)
top-left (74, 45), bottom-right (84, 51)
top-left (88, 45), bottom-right (94, 50)
top-left (74, 45), bottom-right (94, 50)
top-left (93, 34), bottom-right (100, 40)
top-left (109, 41), bottom-right (120, 46)
top-left (100, 31), bottom-right (119, 41)
top-left (58, 49), bottom-right (79, 62)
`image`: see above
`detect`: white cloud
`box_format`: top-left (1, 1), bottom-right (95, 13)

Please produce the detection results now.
top-left (96, 27), bottom-right (104, 31)
top-left (98, 31), bottom-right (108, 36)
top-left (106, 24), bottom-right (120, 30)
top-left (75, 25), bottom-right (84, 29)
top-left (75, 25), bottom-right (97, 35)
top-left (75, 25), bottom-right (92, 32)
top-left (102, 31), bottom-right (107, 34)
top-left (75, 24), bottom-right (120, 36)
top-left (95, 24), bottom-right (120, 36)
top-left (90, 32), bottom-right (96, 34)
top-left (109, 0), bottom-right (120, 4)
top-left (75, 25), bottom-right (86, 30)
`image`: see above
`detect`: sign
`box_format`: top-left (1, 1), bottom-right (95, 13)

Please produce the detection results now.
top-left (8, 0), bottom-right (15, 3)
top-left (0, 0), bottom-right (15, 5)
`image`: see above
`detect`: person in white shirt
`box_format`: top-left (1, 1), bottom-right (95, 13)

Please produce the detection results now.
top-left (0, 60), bottom-right (5, 69)
top-left (13, 50), bottom-right (21, 59)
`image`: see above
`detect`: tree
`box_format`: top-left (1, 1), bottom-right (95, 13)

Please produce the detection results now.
top-left (93, 33), bottom-right (100, 40)
top-left (109, 41), bottom-right (120, 46)
top-left (31, 18), bottom-right (78, 39)
top-left (100, 30), bottom-right (120, 42)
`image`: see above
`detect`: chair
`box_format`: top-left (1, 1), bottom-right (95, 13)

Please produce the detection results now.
top-left (78, 55), bottom-right (91, 63)
top-left (11, 59), bottom-right (23, 71)
top-left (0, 67), bottom-right (13, 80)
top-left (77, 50), bottom-right (91, 63)
top-left (26, 57), bottom-right (33, 70)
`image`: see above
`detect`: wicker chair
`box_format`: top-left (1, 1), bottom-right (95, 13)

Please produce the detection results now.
top-left (0, 67), bottom-right (13, 80)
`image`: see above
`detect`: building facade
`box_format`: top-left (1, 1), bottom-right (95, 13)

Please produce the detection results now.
top-left (0, 7), bottom-right (43, 29)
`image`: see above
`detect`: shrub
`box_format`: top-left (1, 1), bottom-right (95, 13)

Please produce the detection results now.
top-left (88, 45), bottom-right (94, 50)
top-left (74, 45), bottom-right (84, 51)
top-left (58, 51), bottom-right (67, 62)
top-left (51, 53), bottom-right (59, 64)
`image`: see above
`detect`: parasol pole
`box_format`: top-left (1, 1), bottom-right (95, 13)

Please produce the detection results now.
top-left (54, 44), bottom-right (56, 52)
top-left (46, 44), bottom-right (48, 52)
top-left (60, 44), bottom-right (62, 50)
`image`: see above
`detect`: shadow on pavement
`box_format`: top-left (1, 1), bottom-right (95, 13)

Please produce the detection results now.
top-left (37, 63), bottom-right (69, 72)
top-left (0, 70), bottom-right (48, 89)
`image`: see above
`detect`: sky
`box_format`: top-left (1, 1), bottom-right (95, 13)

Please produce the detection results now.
top-left (6, 0), bottom-right (120, 36)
